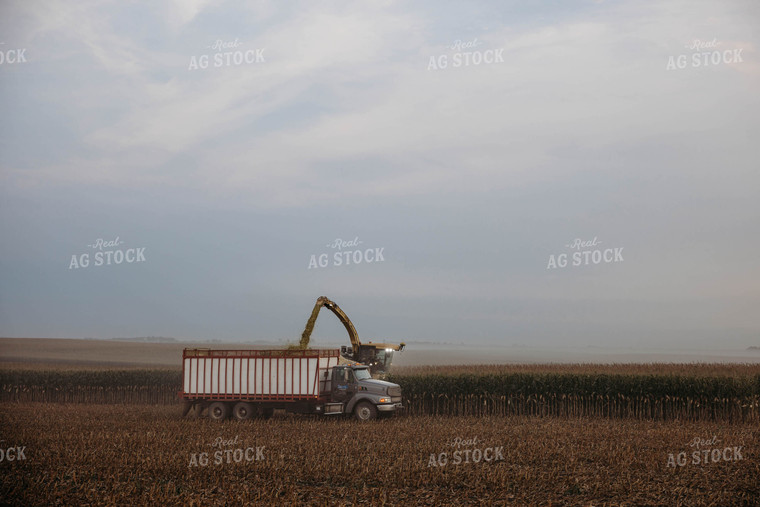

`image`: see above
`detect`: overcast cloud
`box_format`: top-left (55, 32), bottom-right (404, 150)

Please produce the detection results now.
top-left (1, 0), bottom-right (758, 350)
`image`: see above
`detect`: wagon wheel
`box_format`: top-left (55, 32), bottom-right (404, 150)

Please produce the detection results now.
top-left (208, 402), bottom-right (229, 421)
top-left (233, 402), bottom-right (254, 421)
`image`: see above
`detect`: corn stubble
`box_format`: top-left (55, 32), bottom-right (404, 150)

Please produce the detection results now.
top-left (1, 403), bottom-right (758, 506)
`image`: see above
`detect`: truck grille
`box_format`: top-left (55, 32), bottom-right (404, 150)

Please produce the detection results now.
top-left (388, 387), bottom-right (402, 397)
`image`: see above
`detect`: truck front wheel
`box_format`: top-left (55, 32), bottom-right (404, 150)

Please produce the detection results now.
top-left (354, 402), bottom-right (377, 421)
top-left (209, 402), bottom-right (229, 421)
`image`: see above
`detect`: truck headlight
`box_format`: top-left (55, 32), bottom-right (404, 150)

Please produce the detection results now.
top-left (379, 397), bottom-right (390, 403)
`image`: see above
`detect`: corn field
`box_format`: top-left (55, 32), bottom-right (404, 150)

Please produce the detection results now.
top-left (399, 392), bottom-right (759, 422)
top-left (1, 385), bottom-right (180, 404)
top-left (389, 371), bottom-right (760, 422)
top-left (0, 369), bottom-right (181, 405)
top-left (2, 366), bottom-right (759, 422)
top-left (393, 362), bottom-right (760, 377)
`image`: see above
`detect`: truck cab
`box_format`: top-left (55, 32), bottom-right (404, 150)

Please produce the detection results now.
top-left (327, 365), bottom-right (403, 420)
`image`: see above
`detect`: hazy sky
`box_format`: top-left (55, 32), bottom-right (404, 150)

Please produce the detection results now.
top-left (1, 0), bottom-right (759, 350)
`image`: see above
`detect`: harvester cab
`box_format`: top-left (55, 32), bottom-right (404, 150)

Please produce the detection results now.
top-left (340, 343), bottom-right (404, 377)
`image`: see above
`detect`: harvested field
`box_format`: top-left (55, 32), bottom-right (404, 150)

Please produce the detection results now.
top-left (1, 403), bottom-right (758, 505)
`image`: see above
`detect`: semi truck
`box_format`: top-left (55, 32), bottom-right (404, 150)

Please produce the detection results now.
top-left (180, 348), bottom-right (403, 421)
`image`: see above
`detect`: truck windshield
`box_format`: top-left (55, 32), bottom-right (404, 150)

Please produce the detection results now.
top-left (353, 368), bottom-right (371, 380)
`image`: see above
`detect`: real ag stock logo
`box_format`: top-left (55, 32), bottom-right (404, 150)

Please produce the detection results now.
top-left (427, 38), bottom-right (504, 71)
top-left (68, 236), bottom-right (147, 270)
top-left (546, 236), bottom-right (624, 270)
top-left (666, 38), bottom-right (744, 71)
top-left (188, 435), bottom-right (266, 467)
top-left (307, 236), bottom-right (385, 269)
top-left (0, 42), bottom-right (27, 65)
top-left (0, 440), bottom-right (27, 464)
top-left (188, 38), bottom-right (265, 71)
top-left (427, 436), bottom-right (504, 467)
top-left (666, 435), bottom-right (744, 468)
